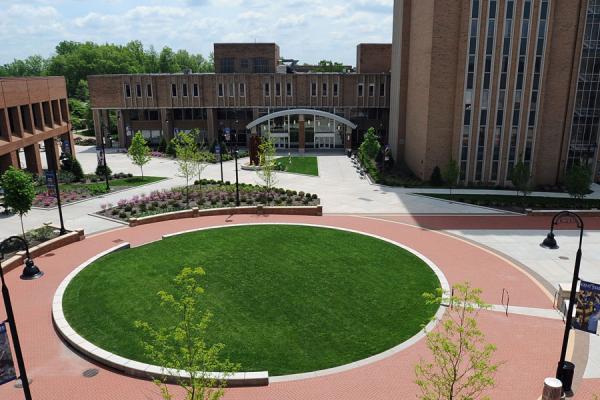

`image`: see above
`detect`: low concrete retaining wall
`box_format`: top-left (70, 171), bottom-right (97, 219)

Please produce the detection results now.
top-left (129, 205), bottom-right (323, 227)
top-left (2, 229), bottom-right (85, 273)
top-left (526, 209), bottom-right (600, 217)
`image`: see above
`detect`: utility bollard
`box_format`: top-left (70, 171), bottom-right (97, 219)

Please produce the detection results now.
top-left (542, 377), bottom-right (563, 400)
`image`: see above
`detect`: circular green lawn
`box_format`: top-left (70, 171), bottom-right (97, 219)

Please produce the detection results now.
top-left (63, 225), bottom-right (440, 376)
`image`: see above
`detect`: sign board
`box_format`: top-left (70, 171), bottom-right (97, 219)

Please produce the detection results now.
top-left (62, 139), bottom-right (71, 155)
top-left (215, 144), bottom-right (221, 155)
top-left (224, 128), bottom-right (231, 141)
top-left (45, 170), bottom-right (57, 197)
top-left (96, 149), bottom-right (105, 167)
top-left (0, 323), bottom-right (17, 386)
top-left (574, 280), bottom-right (600, 334)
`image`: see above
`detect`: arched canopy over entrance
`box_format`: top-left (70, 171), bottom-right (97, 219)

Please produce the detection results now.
top-left (246, 109), bottom-right (355, 152)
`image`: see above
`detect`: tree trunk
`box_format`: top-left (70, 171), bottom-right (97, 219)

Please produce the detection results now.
top-left (20, 214), bottom-right (26, 241)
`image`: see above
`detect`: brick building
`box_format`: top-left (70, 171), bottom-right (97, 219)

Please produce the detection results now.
top-left (0, 77), bottom-right (74, 175)
top-left (88, 43), bottom-right (391, 153)
top-left (389, 0), bottom-right (600, 185)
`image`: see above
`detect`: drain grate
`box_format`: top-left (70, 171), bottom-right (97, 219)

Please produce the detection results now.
top-left (43, 252), bottom-right (55, 257)
top-left (112, 239), bottom-right (124, 244)
top-left (559, 256), bottom-right (569, 260)
top-left (82, 368), bottom-right (99, 378)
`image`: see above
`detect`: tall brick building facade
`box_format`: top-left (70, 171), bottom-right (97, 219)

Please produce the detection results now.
top-left (389, 0), bottom-right (600, 185)
top-left (0, 77), bottom-right (74, 175)
top-left (89, 43), bottom-right (391, 153)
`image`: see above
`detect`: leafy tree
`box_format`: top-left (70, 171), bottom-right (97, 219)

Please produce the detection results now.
top-left (313, 60), bottom-right (347, 72)
top-left (415, 282), bottom-right (501, 400)
top-left (257, 133), bottom-right (278, 204)
top-left (128, 131), bottom-right (152, 179)
top-left (95, 164), bottom-right (112, 178)
top-left (565, 163), bottom-right (593, 200)
top-left (68, 98), bottom-right (92, 131)
top-left (510, 161), bottom-right (532, 197)
top-left (430, 166), bottom-right (444, 187)
top-left (0, 167), bottom-right (36, 239)
top-left (359, 127), bottom-right (381, 161)
top-left (175, 131), bottom-right (202, 206)
top-left (134, 267), bottom-right (238, 400)
top-left (443, 160), bottom-right (460, 197)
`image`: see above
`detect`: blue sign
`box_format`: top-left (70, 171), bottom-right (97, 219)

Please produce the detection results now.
top-left (45, 170), bottom-right (57, 197)
top-left (574, 280), bottom-right (600, 334)
top-left (215, 144), bottom-right (221, 154)
top-left (0, 323), bottom-right (17, 386)
top-left (224, 128), bottom-right (231, 135)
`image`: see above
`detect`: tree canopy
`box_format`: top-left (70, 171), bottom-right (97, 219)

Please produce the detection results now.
top-left (0, 40), bottom-right (214, 100)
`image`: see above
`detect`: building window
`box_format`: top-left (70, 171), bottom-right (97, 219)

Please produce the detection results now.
top-left (240, 58), bottom-right (249, 69)
top-left (182, 83), bottom-right (188, 97)
top-left (136, 84), bottom-right (142, 97)
top-left (221, 57), bottom-right (234, 73)
top-left (193, 83), bottom-right (199, 97)
top-left (125, 84), bottom-right (131, 98)
top-left (368, 84), bottom-right (375, 97)
top-left (264, 83), bottom-right (270, 96)
top-left (333, 83), bottom-right (339, 97)
top-left (379, 83), bottom-right (385, 96)
top-left (276, 82), bottom-right (281, 97)
top-left (171, 83), bottom-right (177, 97)
top-left (358, 83), bottom-right (364, 97)
top-left (229, 83), bottom-right (234, 97)
top-left (218, 83), bottom-right (224, 97)
top-left (253, 57), bottom-right (269, 73)
top-left (239, 83), bottom-right (246, 97)
top-left (286, 82), bottom-right (292, 96)
top-left (147, 84), bottom-right (152, 97)
top-left (311, 82), bottom-right (317, 97)
top-left (322, 82), bottom-right (327, 97)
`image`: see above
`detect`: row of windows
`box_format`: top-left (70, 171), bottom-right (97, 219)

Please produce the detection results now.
top-left (126, 82), bottom-right (387, 99)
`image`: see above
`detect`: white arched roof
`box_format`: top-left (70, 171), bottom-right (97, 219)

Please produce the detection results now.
top-left (246, 108), bottom-right (357, 130)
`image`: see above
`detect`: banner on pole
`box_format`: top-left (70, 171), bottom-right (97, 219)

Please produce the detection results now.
top-left (0, 323), bottom-right (17, 385)
top-left (45, 170), bottom-right (57, 198)
top-left (574, 280), bottom-right (600, 334)
top-left (96, 149), bottom-right (105, 167)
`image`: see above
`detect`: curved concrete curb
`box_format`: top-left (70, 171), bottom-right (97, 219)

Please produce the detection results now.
top-left (52, 242), bottom-right (268, 387)
top-left (162, 222), bottom-right (451, 382)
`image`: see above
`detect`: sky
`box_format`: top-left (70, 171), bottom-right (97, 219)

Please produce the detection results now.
top-left (0, 0), bottom-right (394, 66)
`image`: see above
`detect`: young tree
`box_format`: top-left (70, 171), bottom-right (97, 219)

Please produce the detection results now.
top-left (61, 154), bottom-right (84, 182)
top-left (134, 267), bottom-right (238, 400)
top-left (510, 160), bottom-right (532, 210)
top-left (257, 133), bottom-right (278, 204)
top-left (359, 127), bottom-right (381, 162)
top-left (565, 163), bottom-right (592, 201)
top-left (128, 131), bottom-right (152, 179)
top-left (443, 160), bottom-right (460, 197)
top-left (1, 167), bottom-right (36, 239)
top-left (175, 131), bottom-right (201, 206)
top-left (415, 282), bottom-right (501, 400)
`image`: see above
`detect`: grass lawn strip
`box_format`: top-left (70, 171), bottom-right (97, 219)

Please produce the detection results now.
top-left (420, 192), bottom-right (600, 210)
top-left (275, 156), bottom-right (319, 176)
top-left (63, 225), bottom-right (439, 375)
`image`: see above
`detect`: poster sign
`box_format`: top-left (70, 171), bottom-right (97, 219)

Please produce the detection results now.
top-left (215, 144), bottom-right (221, 154)
top-left (574, 280), bottom-right (600, 334)
top-left (224, 128), bottom-right (231, 141)
top-left (45, 171), bottom-right (56, 197)
top-left (0, 323), bottom-right (17, 385)
top-left (62, 139), bottom-right (71, 155)
top-left (96, 149), bottom-right (105, 167)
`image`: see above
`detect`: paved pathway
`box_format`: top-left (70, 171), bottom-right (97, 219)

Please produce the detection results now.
top-left (2, 214), bottom-right (596, 400)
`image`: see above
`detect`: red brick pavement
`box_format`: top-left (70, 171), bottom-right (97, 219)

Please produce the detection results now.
top-left (0, 214), bottom-right (597, 399)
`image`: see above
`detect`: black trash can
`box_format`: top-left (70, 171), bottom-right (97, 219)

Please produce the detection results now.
top-left (556, 361), bottom-right (575, 392)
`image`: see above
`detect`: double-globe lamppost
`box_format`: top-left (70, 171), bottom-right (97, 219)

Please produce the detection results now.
top-left (540, 210), bottom-right (584, 393)
top-left (0, 236), bottom-right (44, 400)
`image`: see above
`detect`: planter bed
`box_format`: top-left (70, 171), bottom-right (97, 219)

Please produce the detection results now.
top-left (96, 179), bottom-right (320, 223)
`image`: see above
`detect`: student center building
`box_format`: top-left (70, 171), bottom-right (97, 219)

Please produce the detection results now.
top-left (90, 0), bottom-right (600, 186)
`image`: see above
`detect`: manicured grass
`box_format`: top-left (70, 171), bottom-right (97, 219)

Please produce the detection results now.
top-left (60, 176), bottom-right (164, 191)
top-left (63, 225), bottom-right (440, 375)
top-left (420, 193), bottom-right (600, 210)
top-left (275, 156), bottom-right (319, 176)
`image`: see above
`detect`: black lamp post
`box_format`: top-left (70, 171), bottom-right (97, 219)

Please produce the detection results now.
top-left (99, 122), bottom-right (110, 192)
top-left (0, 236), bottom-right (43, 400)
top-left (234, 120), bottom-right (240, 206)
top-left (540, 211), bottom-right (584, 392)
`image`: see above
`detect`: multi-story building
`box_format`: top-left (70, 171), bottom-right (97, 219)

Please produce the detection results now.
top-left (88, 43), bottom-right (391, 153)
top-left (0, 77), bottom-right (74, 175)
top-left (389, 0), bottom-right (600, 185)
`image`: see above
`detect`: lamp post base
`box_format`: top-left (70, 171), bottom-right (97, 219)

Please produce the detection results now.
top-left (556, 361), bottom-right (575, 393)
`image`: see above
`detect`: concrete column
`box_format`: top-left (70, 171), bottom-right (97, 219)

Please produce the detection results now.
top-left (13, 107), bottom-right (24, 137)
top-left (345, 126), bottom-right (353, 152)
top-left (0, 151), bottom-right (19, 174)
top-left (161, 109), bottom-right (173, 142)
top-left (24, 143), bottom-right (43, 175)
top-left (92, 109), bottom-right (102, 143)
top-left (298, 114), bottom-right (305, 153)
top-left (44, 138), bottom-right (60, 171)
top-left (116, 110), bottom-right (127, 148)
